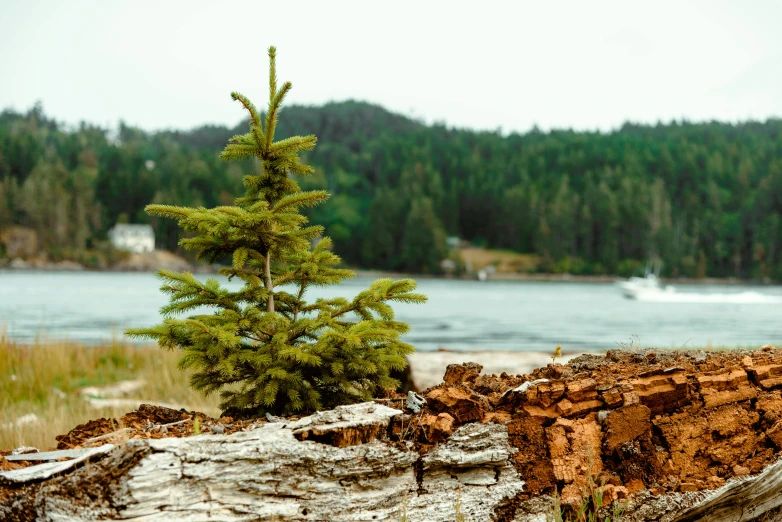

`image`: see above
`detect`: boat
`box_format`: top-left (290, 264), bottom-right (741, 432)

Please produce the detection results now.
top-left (617, 271), bottom-right (674, 299)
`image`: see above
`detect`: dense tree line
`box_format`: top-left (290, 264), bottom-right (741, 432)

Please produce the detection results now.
top-left (1, 101), bottom-right (781, 279)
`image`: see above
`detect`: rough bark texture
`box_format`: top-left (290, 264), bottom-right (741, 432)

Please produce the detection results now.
top-left (0, 445), bottom-right (114, 484)
top-left (6, 349), bottom-right (782, 521)
top-left (0, 404), bottom-right (522, 521)
top-left (619, 457), bottom-right (782, 522)
top-left (5, 406), bottom-right (782, 522)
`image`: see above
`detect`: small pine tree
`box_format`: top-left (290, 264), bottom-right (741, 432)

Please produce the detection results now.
top-left (126, 47), bottom-right (426, 417)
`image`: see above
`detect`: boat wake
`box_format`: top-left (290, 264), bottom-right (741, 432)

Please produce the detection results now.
top-left (634, 290), bottom-right (782, 304)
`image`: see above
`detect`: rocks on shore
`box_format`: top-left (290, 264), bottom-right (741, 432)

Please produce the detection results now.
top-left (7, 258), bottom-right (84, 271)
top-left (112, 250), bottom-right (192, 272)
top-left (2, 250), bottom-right (205, 273)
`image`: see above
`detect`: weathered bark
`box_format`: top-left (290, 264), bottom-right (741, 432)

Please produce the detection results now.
top-left (0, 403), bottom-right (523, 521)
top-left (5, 402), bottom-right (782, 522)
top-left (8, 348), bottom-right (782, 521)
top-left (618, 457), bottom-right (782, 522)
top-left (0, 445), bottom-right (114, 484)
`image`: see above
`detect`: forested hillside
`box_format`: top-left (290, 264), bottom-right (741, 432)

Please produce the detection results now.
top-left (1, 102), bottom-right (781, 279)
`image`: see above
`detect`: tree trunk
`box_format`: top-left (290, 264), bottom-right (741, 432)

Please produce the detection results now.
top-left (265, 249), bottom-right (274, 313)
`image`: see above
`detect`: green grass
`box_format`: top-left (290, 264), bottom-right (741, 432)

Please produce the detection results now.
top-left (0, 335), bottom-right (220, 450)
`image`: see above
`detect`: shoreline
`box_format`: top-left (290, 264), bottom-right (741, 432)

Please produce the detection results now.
top-left (1, 258), bottom-right (777, 286)
top-left (349, 269), bottom-right (777, 286)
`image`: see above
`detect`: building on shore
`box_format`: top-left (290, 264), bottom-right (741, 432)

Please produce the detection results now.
top-left (108, 224), bottom-right (155, 253)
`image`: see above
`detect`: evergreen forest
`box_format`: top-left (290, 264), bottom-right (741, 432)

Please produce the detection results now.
top-left (2, 102), bottom-right (782, 280)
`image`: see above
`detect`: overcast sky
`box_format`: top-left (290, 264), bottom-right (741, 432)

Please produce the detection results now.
top-left (1, 1), bottom-right (781, 134)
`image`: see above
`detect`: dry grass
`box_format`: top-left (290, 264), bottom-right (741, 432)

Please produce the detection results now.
top-left (0, 334), bottom-right (220, 450)
top-left (458, 247), bottom-right (539, 273)
top-left (550, 453), bottom-right (625, 522)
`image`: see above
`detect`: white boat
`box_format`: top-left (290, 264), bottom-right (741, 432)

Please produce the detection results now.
top-left (617, 273), bottom-right (674, 299)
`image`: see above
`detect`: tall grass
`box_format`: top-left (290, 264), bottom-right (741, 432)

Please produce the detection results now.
top-left (0, 334), bottom-right (220, 450)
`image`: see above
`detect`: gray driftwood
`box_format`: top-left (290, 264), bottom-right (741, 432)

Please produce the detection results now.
top-left (0, 444), bottom-right (114, 485)
top-left (3, 402), bottom-right (782, 521)
top-left (4, 448), bottom-right (110, 462)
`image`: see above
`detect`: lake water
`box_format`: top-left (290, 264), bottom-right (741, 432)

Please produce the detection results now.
top-left (1, 271), bottom-right (781, 352)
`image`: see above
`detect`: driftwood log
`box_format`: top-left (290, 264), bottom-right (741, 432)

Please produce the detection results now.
top-left (1, 401), bottom-right (782, 521)
top-left (7, 347), bottom-right (782, 521)
top-left (1, 403), bottom-right (525, 521)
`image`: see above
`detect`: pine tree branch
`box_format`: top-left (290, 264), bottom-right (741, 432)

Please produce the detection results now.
top-left (229, 92), bottom-right (262, 129)
top-left (272, 190), bottom-right (329, 212)
top-left (292, 282), bottom-right (307, 323)
top-left (269, 135), bottom-right (317, 156)
top-left (241, 330), bottom-right (271, 343)
top-left (267, 46), bottom-right (277, 104)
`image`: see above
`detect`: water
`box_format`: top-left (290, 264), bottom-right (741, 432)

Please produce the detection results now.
top-left (1, 271), bottom-right (781, 352)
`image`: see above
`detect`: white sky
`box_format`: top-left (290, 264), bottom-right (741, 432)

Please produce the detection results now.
top-left (1, 0), bottom-right (781, 133)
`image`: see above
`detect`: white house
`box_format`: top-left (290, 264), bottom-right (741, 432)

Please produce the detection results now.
top-left (108, 224), bottom-right (155, 253)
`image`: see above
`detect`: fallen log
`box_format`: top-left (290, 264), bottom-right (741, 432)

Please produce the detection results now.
top-left (4, 448), bottom-right (107, 462)
top-left (0, 404), bottom-right (521, 521)
top-left (0, 444), bottom-right (114, 485)
top-left (4, 348), bottom-right (782, 521)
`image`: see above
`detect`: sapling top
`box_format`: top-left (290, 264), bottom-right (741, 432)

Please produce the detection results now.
top-left (126, 47), bottom-right (426, 417)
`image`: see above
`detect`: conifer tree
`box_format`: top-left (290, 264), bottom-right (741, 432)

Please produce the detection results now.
top-left (400, 196), bottom-right (447, 273)
top-left (126, 47), bottom-right (426, 417)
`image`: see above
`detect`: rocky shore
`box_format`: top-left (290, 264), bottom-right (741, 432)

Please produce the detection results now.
top-left (1, 250), bottom-right (197, 273)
